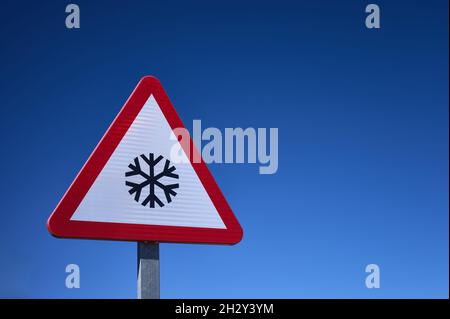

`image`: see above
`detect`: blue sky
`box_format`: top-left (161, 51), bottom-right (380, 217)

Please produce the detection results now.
top-left (0, 0), bottom-right (448, 298)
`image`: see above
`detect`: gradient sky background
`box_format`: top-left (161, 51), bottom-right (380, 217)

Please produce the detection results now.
top-left (0, 0), bottom-right (448, 298)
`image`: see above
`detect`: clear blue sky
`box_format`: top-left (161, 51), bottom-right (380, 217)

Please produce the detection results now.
top-left (0, 0), bottom-right (448, 298)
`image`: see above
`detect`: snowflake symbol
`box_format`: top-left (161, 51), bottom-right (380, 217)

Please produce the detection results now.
top-left (125, 153), bottom-right (179, 208)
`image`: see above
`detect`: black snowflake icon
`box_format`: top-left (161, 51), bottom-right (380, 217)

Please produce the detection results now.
top-left (125, 153), bottom-right (179, 208)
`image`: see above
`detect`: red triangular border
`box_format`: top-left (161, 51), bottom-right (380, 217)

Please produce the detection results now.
top-left (47, 76), bottom-right (243, 245)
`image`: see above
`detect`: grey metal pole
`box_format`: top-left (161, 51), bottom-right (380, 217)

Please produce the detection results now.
top-left (137, 242), bottom-right (160, 299)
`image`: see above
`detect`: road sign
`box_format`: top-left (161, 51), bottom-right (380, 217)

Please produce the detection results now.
top-left (47, 76), bottom-right (243, 245)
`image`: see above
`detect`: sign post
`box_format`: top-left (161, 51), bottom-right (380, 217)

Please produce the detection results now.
top-left (47, 76), bottom-right (243, 298)
top-left (137, 242), bottom-right (160, 299)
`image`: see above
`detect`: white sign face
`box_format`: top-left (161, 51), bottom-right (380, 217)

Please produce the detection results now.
top-left (71, 95), bottom-right (226, 229)
top-left (48, 76), bottom-right (242, 244)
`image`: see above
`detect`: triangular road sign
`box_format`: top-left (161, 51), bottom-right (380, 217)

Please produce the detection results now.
top-left (47, 76), bottom-right (243, 244)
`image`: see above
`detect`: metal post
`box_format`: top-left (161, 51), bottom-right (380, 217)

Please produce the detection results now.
top-left (137, 242), bottom-right (160, 299)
